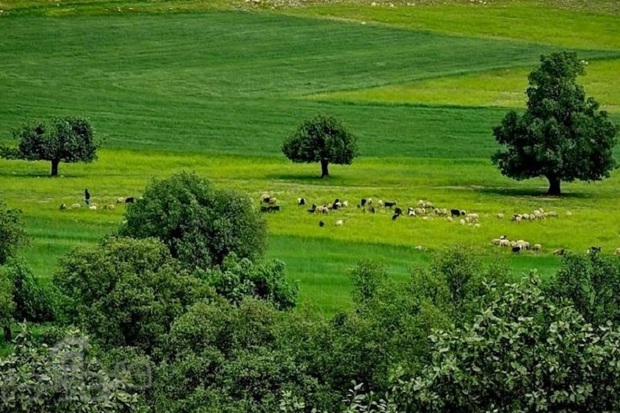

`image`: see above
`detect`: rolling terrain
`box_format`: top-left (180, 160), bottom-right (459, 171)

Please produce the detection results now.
top-left (1, 0), bottom-right (619, 313)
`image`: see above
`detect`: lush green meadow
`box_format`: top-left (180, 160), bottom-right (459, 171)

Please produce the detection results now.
top-left (1, 0), bottom-right (619, 313)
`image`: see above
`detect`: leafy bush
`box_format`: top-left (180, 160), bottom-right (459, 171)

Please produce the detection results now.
top-left (0, 201), bottom-right (28, 266)
top-left (119, 172), bottom-right (267, 270)
top-left (549, 253), bottom-right (620, 325)
top-left (198, 254), bottom-right (298, 310)
top-left (53, 237), bottom-right (213, 352)
top-left (402, 276), bottom-right (620, 412)
top-left (0, 326), bottom-right (148, 413)
top-left (1, 259), bottom-right (57, 323)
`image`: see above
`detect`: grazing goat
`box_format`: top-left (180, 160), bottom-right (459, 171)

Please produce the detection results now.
top-left (384, 201), bottom-right (396, 208)
top-left (125, 197), bottom-right (135, 204)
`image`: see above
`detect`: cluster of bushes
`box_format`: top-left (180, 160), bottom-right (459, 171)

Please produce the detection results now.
top-left (3, 173), bottom-right (620, 412)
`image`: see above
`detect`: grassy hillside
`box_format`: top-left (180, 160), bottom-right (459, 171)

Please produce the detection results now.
top-left (1, 0), bottom-right (619, 313)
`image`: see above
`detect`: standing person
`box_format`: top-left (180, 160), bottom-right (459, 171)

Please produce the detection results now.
top-left (84, 188), bottom-right (91, 206)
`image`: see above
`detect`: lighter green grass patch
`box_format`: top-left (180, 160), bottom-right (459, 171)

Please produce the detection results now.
top-left (312, 59), bottom-right (620, 112)
top-left (288, 2), bottom-right (620, 50)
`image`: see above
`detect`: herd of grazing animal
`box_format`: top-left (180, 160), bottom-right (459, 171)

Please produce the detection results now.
top-left (258, 193), bottom-right (620, 256)
top-left (59, 195), bottom-right (136, 212)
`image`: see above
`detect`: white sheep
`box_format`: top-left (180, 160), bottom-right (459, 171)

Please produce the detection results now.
top-left (342, 201), bottom-right (349, 207)
top-left (459, 219), bottom-right (465, 225)
top-left (335, 219), bottom-right (343, 226)
top-left (533, 244), bottom-right (542, 252)
top-left (71, 203), bottom-right (81, 209)
top-left (497, 213), bottom-right (504, 219)
top-left (116, 197), bottom-right (125, 204)
top-left (614, 247), bottom-right (620, 256)
top-left (89, 205), bottom-right (98, 210)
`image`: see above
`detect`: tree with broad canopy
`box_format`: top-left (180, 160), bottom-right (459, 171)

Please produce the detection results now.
top-left (3, 117), bottom-right (99, 176)
top-left (282, 115), bottom-right (358, 178)
top-left (492, 51), bottom-right (617, 195)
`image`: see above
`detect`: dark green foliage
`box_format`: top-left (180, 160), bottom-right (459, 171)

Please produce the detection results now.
top-left (0, 201), bottom-right (28, 266)
top-left (549, 253), bottom-right (620, 326)
top-left (7, 117), bottom-right (99, 176)
top-left (119, 172), bottom-right (267, 270)
top-left (0, 327), bottom-right (148, 413)
top-left (0, 273), bottom-right (14, 343)
top-left (155, 298), bottom-right (326, 412)
top-left (282, 115), bottom-right (358, 178)
top-left (198, 254), bottom-right (298, 310)
top-left (349, 259), bottom-right (388, 305)
top-left (402, 276), bottom-right (620, 412)
top-left (53, 237), bottom-right (213, 353)
top-left (1, 259), bottom-right (56, 324)
top-left (492, 51), bottom-right (617, 195)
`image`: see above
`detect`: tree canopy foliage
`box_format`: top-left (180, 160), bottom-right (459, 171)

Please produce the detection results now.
top-left (197, 254), bottom-right (298, 310)
top-left (119, 172), bottom-right (267, 270)
top-left (0, 201), bottom-right (28, 266)
top-left (4, 117), bottom-right (100, 176)
top-left (0, 327), bottom-right (147, 413)
top-left (492, 51), bottom-right (617, 195)
top-left (53, 237), bottom-right (213, 353)
top-left (282, 115), bottom-right (358, 178)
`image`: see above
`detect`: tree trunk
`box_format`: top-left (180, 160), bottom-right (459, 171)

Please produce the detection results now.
top-left (51, 159), bottom-right (60, 177)
top-left (3, 323), bottom-right (11, 343)
top-left (321, 160), bottom-right (329, 178)
top-left (547, 176), bottom-right (561, 196)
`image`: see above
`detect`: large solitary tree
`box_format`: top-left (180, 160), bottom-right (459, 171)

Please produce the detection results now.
top-left (492, 52), bottom-right (617, 195)
top-left (282, 115), bottom-right (358, 178)
top-left (7, 117), bottom-right (99, 176)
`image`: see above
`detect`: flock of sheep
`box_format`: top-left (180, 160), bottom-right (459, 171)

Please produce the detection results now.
top-left (59, 196), bottom-right (135, 211)
top-left (258, 193), bottom-right (620, 256)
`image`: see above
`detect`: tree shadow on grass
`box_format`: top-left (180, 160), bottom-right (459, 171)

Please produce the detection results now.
top-left (477, 186), bottom-right (594, 199)
top-left (265, 172), bottom-right (337, 184)
top-left (0, 172), bottom-right (83, 178)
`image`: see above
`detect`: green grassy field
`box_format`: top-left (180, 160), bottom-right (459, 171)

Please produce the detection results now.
top-left (1, 0), bottom-right (619, 314)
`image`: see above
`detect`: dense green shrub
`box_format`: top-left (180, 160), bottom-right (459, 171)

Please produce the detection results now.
top-left (0, 201), bottom-right (28, 266)
top-left (198, 253), bottom-right (298, 310)
top-left (119, 172), bottom-right (267, 270)
top-left (53, 237), bottom-right (213, 352)
top-left (0, 327), bottom-right (147, 413)
top-left (549, 253), bottom-right (620, 325)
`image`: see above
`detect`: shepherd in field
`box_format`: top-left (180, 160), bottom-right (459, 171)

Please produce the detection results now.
top-left (84, 188), bottom-right (91, 206)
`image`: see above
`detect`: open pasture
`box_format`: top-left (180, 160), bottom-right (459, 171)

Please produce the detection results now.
top-left (1, 0), bottom-right (619, 313)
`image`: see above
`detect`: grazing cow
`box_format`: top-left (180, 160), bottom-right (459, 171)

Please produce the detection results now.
top-left (59, 203), bottom-right (67, 210)
top-left (392, 213), bottom-right (399, 221)
top-left (451, 209), bottom-right (465, 217)
top-left (260, 206), bottom-right (270, 213)
top-left (308, 204), bottom-right (317, 213)
top-left (587, 246), bottom-right (601, 255)
top-left (332, 199), bottom-right (341, 210)
top-left (360, 198), bottom-right (367, 207)
top-left (512, 245), bottom-right (521, 253)
top-left (125, 197), bottom-right (135, 204)
top-left (298, 197), bottom-right (306, 206)
top-left (369, 206), bottom-right (376, 214)
top-left (394, 207), bottom-right (403, 216)
top-left (384, 201), bottom-right (396, 208)
top-left (319, 221), bottom-right (325, 227)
